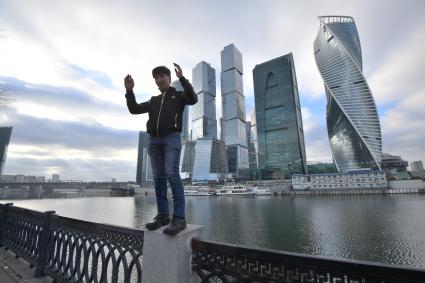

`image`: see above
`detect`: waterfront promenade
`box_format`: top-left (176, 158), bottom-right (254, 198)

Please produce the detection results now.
top-left (0, 248), bottom-right (50, 283)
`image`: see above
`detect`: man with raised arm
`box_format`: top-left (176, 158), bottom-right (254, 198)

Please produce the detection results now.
top-left (124, 63), bottom-right (197, 236)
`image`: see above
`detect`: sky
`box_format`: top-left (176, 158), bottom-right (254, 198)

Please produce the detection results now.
top-left (0, 0), bottom-right (424, 181)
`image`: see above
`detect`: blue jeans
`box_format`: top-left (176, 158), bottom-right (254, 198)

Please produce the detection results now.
top-left (148, 132), bottom-right (185, 219)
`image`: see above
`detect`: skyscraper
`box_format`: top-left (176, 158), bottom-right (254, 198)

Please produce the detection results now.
top-left (314, 16), bottom-right (382, 172)
top-left (191, 61), bottom-right (227, 182)
top-left (0, 127), bottom-right (12, 176)
top-left (253, 53), bottom-right (307, 179)
top-left (248, 109), bottom-right (259, 173)
top-left (136, 131), bottom-right (153, 187)
top-left (191, 61), bottom-right (217, 140)
top-left (220, 44), bottom-right (249, 179)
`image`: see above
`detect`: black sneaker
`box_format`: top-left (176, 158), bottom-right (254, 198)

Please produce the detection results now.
top-left (145, 213), bottom-right (171, 231)
top-left (163, 217), bottom-right (187, 236)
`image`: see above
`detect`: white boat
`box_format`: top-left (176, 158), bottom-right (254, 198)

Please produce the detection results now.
top-left (218, 185), bottom-right (256, 197)
top-left (184, 186), bottom-right (217, 196)
top-left (255, 187), bottom-right (273, 196)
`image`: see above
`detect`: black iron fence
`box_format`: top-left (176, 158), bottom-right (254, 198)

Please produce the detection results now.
top-left (0, 203), bottom-right (144, 283)
top-left (191, 238), bottom-right (425, 283)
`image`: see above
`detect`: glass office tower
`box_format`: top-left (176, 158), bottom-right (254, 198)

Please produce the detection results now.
top-left (191, 61), bottom-right (227, 182)
top-left (136, 131), bottom-right (153, 187)
top-left (314, 16), bottom-right (382, 172)
top-left (220, 44), bottom-right (249, 179)
top-left (191, 62), bottom-right (217, 140)
top-left (0, 127), bottom-right (12, 176)
top-left (253, 53), bottom-right (307, 179)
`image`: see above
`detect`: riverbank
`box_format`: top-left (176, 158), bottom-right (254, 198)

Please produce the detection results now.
top-left (283, 188), bottom-right (423, 196)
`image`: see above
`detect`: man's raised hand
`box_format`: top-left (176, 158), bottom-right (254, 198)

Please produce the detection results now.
top-left (173, 63), bottom-right (183, 79)
top-left (124, 74), bottom-right (134, 91)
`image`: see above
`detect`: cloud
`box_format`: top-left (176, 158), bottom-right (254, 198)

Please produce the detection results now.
top-left (369, 24), bottom-right (425, 104)
top-left (1, 106), bottom-right (140, 181)
top-left (0, 76), bottom-right (148, 131)
top-left (381, 89), bottom-right (425, 162)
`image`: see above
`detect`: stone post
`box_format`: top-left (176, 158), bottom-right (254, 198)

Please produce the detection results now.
top-left (141, 224), bottom-right (203, 283)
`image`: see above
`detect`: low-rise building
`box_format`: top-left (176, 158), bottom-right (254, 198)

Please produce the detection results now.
top-left (382, 153), bottom-right (409, 180)
top-left (0, 174), bottom-right (46, 183)
top-left (292, 170), bottom-right (387, 190)
top-left (410, 161), bottom-right (424, 172)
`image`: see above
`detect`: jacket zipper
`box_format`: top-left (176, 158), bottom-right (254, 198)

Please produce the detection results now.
top-left (174, 113), bottom-right (178, 127)
top-left (157, 93), bottom-right (166, 137)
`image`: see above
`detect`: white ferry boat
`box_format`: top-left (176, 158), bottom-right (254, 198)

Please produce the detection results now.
top-left (218, 185), bottom-right (256, 197)
top-left (255, 187), bottom-right (273, 196)
top-left (184, 186), bottom-right (217, 196)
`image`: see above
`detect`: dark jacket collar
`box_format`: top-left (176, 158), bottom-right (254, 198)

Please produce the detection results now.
top-left (159, 86), bottom-right (176, 96)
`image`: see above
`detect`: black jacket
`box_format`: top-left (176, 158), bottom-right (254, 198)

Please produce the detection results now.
top-left (125, 76), bottom-right (197, 137)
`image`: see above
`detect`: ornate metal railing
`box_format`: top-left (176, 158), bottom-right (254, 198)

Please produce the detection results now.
top-left (0, 203), bottom-right (144, 283)
top-left (191, 238), bottom-right (425, 283)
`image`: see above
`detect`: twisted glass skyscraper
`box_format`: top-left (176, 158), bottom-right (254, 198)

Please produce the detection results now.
top-left (314, 16), bottom-right (382, 172)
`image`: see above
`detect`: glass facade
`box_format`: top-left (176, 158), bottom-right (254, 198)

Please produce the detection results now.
top-left (192, 137), bottom-right (228, 183)
top-left (253, 53), bottom-right (307, 179)
top-left (180, 140), bottom-right (195, 180)
top-left (192, 62), bottom-right (217, 140)
top-left (220, 44), bottom-right (249, 176)
top-left (314, 16), bottom-right (382, 172)
top-left (136, 131), bottom-right (153, 187)
top-left (190, 61), bottom-right (227, 181)
top-left (248, 110), bottom-right (259, 173)
top-left (0, 127), bottom-right (12, 176)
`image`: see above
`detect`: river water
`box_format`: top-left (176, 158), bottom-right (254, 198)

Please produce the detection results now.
top-left (2, 194), bottom-right (425, 268)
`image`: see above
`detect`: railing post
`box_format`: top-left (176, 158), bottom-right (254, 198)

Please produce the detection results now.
top-left (34, 210), bottom-right (55, 278)
top-left (0, 203), bottom-right (13, 248)
top-left (141, 224), bottom-right (203, 283)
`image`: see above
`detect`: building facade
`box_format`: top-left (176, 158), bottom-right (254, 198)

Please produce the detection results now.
top-left (191, 61), bottom-right (227, 182)
top-left (307, 162), bottom-right (338, 174)
top-left (314, 16), bottom-right (382, 173)
top-left (220, 44), bottom-right (249, 179)
top-left (192, 137), bottom-right (228, 183)
top-left (0, 127), bottom-right (12, 176)
top-left (410, 161), bottom-right (424, 172)
top-left (248, 110), bottom-right (259, 173)
top-left (292, 170), bottom-right (387, 190)
top-left (136, 131), bottom-right (153, 187)
top-left (180, 140), bottom-right (195, 181)
top-left (382, 153), bottom-right (409, 180)
top-left (51, 174), bottom-right (60, 182)
top-left (253, 53), bottom-right (307, 180)
top-left (0, 174), bottom-right (45, 183)
top-left (192, 62), bottom-right (217, 140)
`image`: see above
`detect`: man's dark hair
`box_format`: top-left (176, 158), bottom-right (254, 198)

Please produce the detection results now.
top-left (152, 66), bottom-right (171, 78)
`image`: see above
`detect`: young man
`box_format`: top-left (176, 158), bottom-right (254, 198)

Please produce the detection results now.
top-left (124, 63), bottom-right (197, 236)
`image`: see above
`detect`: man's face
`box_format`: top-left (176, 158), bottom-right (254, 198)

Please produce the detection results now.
top-left (154, 73), bottom-right (171, 91)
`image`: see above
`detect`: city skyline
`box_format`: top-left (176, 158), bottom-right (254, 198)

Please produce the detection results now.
top-left (0, 0), bottom-right (424, 181)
